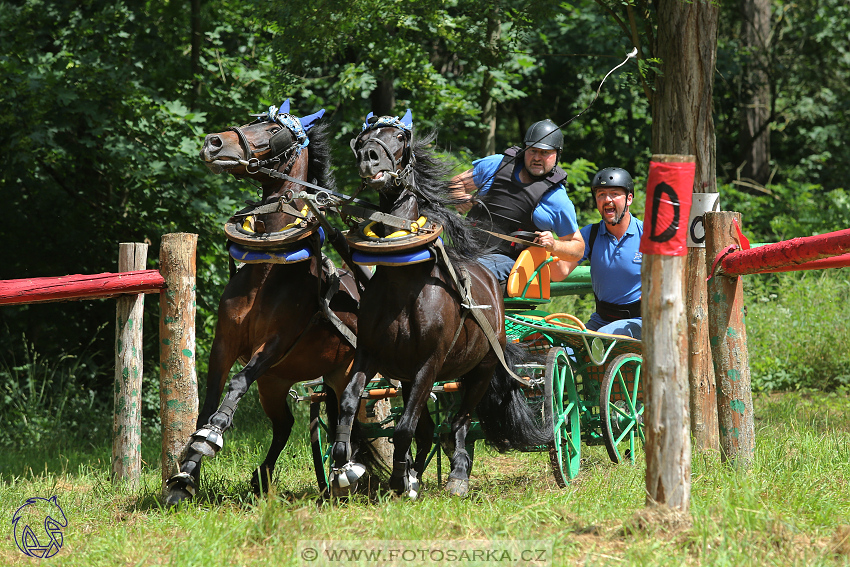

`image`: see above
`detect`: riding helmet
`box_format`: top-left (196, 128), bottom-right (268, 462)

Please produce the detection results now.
top-left (591, 167), bottom-right (634, 196)
top-left (523, 119), bottom-right (563, 151)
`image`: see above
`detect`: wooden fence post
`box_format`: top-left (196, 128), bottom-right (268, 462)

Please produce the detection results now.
top-left (159, 233), bottom-right (199, 486)
top-left (686, 194), bottom-right (720, 453)
top-left (704, 212), bottom-right (755, 468)
top-left (113, 242), bottom-right (148, 486)
top-left (641, 154), bottom-right (694, 511)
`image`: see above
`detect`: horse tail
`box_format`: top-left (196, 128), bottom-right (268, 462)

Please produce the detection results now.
top-left (476, 342), bottom-right (553, 452)
top-left (350, 418), bottom-right (390, 482)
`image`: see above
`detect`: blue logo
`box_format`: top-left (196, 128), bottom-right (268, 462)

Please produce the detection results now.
top-left (11, 496), bottom-right (68, 558)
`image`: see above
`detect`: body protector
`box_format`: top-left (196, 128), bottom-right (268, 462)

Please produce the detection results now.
top-left (467, 146), bottom-right (567, 258)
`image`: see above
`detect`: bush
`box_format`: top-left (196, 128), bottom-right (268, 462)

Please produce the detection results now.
top-left (0, 334), bottom-right (111, 450)
top-left (745, 268), bottom-right (850, 391)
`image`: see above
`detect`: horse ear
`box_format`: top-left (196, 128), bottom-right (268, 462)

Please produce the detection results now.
top-left (401, 109), bottom-right (413, 130)
top-left (299, 109), bottom-right (325, 132)
top-left (350, 136), bottom-right (359, 154)
top-left (279, 99), bottom-right (291, 114)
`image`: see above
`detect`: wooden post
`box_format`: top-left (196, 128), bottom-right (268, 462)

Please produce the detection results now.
top-left (686, 194), bottom-right (719, 453)
top-left (113, 243), bottom-right (148, 486)
top-left (704, 212), bottom-right (755, 468)
top-left (159, 233), bottom-right (199, 485)
top-left (641, 155), bottom-right (694, 511)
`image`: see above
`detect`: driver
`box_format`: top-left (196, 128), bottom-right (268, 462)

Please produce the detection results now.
top-left (449, 119), bottom-right (584, 283)
top-left (562, 167), bottom-right (642, 338)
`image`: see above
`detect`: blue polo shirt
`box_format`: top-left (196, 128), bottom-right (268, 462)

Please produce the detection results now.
top-left (578, 216), bottom-right (643, 305)
top-left (472, 154), bottom-right (579, 237)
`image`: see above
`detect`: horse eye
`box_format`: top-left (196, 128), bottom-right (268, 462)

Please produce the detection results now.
top-left (269, 127), bottom-right (281, 134)
top-left (397, 133), bottom-right (404, 141)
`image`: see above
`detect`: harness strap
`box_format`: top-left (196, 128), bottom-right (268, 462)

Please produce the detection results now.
top-left (340, 204), bottom-right (421, 232)
top-left (319, 255), bottom-right (358, 348)
top-left (433, 240), bottom-right (531, 387)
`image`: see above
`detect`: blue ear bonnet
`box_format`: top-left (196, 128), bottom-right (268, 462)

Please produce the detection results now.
top-left (262, 99), bottom-right (325, 155)
top-left (360, 109), bottom-right (413, 132)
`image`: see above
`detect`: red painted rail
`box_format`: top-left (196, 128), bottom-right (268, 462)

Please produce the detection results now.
top-left (722, 228), bottom-right (850, 276)
top-left (0, 270), bottom-right (167, 305)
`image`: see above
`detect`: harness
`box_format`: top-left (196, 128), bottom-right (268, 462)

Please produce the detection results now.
top-left (587, 222), bottom-right (641, 322)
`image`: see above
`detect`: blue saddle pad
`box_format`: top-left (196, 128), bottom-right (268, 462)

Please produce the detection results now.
top-left (351, 238), bottom-right (439, 266)
top-left (230, 228), bottom-right (324, 264)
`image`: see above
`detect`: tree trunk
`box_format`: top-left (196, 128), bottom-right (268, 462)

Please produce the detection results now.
top-left (738, 0), bottom-right (771, 185)
top-left (370, 76), bottom-right (396, 118)
top-left (651, 0), bottom-right (720, 478)
top-left (480, 2), bottom-right (501, 156)
top-left (190, 0), bottom-right (202, 107)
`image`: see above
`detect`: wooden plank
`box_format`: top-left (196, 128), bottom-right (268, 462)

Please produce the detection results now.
top-left (113, 243), bottom-right (148, 487)
top-left (721, 228), bottom-right (850, 275)
top-left (0, 270), bottom-right (165, 305)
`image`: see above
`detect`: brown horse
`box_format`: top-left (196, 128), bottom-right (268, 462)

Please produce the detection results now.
top-left (329, 112), bottom-right (550, 498)
top-left (164, 102), bottom-right (364, 505)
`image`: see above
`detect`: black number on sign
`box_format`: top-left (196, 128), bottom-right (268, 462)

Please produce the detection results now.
top-left (690, 215), bottom-right (705, 244)
top-left (649, 181), bottom-right (680, 243)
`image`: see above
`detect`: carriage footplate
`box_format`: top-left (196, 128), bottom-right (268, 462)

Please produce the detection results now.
top-left (188, 424), bottom-right (224, 458)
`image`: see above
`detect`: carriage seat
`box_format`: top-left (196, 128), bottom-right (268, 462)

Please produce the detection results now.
top-left (505, 247), bottom-right (552, 301)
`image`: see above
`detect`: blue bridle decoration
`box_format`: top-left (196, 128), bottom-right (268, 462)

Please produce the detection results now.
top-left (263, 99), bottom-right (326, 157)
top-left (360, 109), bottom-right (413, 133)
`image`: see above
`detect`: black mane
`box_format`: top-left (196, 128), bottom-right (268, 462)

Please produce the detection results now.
top-left (305, 121), bottom-right (336, 192)
top-left (393, 130), bottom-right (489, 262)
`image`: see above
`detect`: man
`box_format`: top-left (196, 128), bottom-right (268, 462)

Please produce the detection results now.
top-left (450, 119), bottom-right (584, 282)
top-left (562, 167), bottom-right (642, 339)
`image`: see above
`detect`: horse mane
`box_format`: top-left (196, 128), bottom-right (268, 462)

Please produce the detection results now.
top-left (305, 121), bottom-right (336, 192)
top-left (405, 130), bottom-right (490, 261)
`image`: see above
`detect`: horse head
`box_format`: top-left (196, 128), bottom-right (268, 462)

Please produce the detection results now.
top-left (201, 101), bottom-right (327, 233)
top-left (351, 110), bottom-right (415, 194)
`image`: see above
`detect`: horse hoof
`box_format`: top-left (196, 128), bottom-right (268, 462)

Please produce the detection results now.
top-left (331, 462), bottom-right (366, 498)
top-left (445, 477), bottom-right (469, 497)
top-left (164, 472), bottom-right (197, 507)
top-left (251, 467), bottom-right (274, 495)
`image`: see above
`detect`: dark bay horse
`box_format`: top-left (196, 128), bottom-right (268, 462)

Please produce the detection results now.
top-left (330, 112), bottom-right (550, 498)
top-left (164, 102), bottom-right (363, 505)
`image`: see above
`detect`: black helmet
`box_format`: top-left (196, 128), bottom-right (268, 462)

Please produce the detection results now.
top-left (524, 119), bottom-right (563, 151)
top-left (592, 167), bottom-right (634, 196)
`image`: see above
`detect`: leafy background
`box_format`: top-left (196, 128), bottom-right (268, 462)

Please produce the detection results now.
top-left (1, 0), bottom-right (849, 446)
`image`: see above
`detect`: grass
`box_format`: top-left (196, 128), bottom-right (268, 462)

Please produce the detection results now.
top-left (2, 391), bottom-right (849, 566)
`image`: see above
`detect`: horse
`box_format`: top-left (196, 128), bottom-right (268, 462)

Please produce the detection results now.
top-left (329, 112), bottom-right (551, 498)
top-left (164, 101), bottom-right (366, 505)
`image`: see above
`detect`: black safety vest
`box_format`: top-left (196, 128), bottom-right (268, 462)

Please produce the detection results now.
top-left (467, 147), bottom-right (567, 257)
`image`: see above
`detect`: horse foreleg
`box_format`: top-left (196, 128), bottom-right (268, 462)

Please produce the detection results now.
top-left (444, 364), bottom-right (493, 497)
top-left (251, 379), bottom-right (296, 494)
top-left (329, 356), bottom-right (375, 498)
top-left (389, 367), bottom-right (436, 499)
top-left (164, 335), bottom-right (237, 506)
top-left (402, 385), bottom-right (434, 484)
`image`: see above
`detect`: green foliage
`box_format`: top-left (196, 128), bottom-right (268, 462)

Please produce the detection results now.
top-left (745, 269), bottom-right (850, 391)
top-left (0, 333), bottom-right (110, 450)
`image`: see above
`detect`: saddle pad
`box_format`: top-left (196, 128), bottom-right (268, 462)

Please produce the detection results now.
top-left (351, 238), bottom-right (440, 266)
top-left (229, 228), bottom-right (324, 264)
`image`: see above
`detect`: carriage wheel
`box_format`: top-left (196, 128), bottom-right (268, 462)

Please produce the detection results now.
top-left (309, 401), bottom-right (331, 494)
top-left (600, 354), bottom-right (645, 464)
top-left (544, 347), bottom-right (581, 486)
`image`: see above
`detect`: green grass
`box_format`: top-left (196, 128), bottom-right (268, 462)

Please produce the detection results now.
top-left (2, 392), bottom-right (849, 566)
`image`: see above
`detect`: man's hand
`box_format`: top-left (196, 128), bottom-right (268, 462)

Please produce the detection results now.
top-left (449, 169), bottom-right (477, 214)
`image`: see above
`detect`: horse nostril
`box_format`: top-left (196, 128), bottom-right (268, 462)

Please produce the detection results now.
top-left (209, 135), bottom-right (223, 149)
top-left (368, 149), bottom-right (379, 162)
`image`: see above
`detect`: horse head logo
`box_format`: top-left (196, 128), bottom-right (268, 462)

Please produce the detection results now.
top-left (11, 496), bottom-right (68, 558)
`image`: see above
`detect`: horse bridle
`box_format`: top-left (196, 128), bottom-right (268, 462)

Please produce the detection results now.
top-left (353, 126), bottom-right (416, 189)
top-left (229, 121), bottom-right (300, 176)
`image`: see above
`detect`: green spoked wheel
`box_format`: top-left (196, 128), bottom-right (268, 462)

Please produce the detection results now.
top-left (544, 347), bottom-right (581, 486)
top-left (309, 400), bottom-right (332, 495)
top-left (600, 353), bottom-right (645, 464)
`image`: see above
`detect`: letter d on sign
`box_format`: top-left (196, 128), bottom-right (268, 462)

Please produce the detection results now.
top-left (640, 159), bottom-right (696, 256)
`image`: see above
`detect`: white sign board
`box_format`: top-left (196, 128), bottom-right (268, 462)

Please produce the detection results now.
top-left (687, 193), bottom-right (721, 248)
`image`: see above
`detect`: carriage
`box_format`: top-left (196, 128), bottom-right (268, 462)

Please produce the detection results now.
top-left (300, 244), bottom-right (645, 491)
